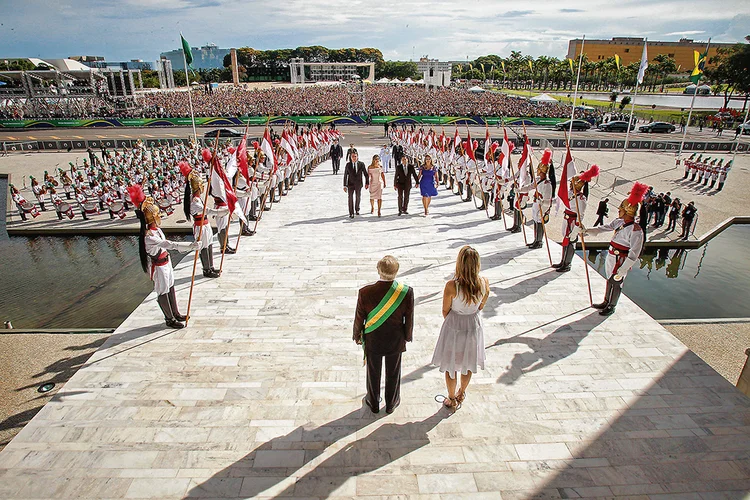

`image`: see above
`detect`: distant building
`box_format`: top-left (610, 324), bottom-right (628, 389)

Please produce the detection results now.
top-left (156, 58), bottom-right (175, 89)
top-left (160, 43), bottom-right (230, 70)
top-left (567, 37), bottom-right (736, 72)
top-left (417, 58), bottom-right (451, 88)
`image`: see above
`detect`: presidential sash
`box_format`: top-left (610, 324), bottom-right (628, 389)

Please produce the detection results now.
top-left (364, 281), bottom-right (410, 334)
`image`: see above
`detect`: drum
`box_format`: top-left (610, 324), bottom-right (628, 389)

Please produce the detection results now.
top-left (158, 198), bottom-right (174, 216)
top-left (109, 201), bottom-right (123, 212)
top-left (57, 202), bottom-right (75, 220)
top-left (20, 201), bottom-right (40, 218)
top-left (83, 201), bottom-right (99, 214)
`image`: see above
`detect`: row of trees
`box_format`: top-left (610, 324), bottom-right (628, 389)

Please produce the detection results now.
top-left (452, 52), bottom-right (681, 93)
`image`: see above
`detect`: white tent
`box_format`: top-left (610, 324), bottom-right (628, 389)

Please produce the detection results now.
top-left (415, 79), bottom-right (425, 84)
top-left (404, 77), bottom-right (415, 84)
top-left (529, 93), bottom-right (558, 103)
top-left (375, 77), bottom-right (390, 84)
top-left (467, 85), bottom-right (485, 93)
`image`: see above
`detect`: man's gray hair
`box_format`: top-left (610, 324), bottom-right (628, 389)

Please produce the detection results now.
top-left (377, 255), bottom-right (399, 280)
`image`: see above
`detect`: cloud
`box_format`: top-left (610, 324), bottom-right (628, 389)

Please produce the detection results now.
top-left (663, 30), bottom-right (706, 36)
top-left (560, 9), bottom-right (584, 13)
top-left (502, 10), bottom-right (534, 17)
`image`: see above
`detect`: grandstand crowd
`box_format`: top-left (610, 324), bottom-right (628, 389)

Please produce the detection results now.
top-left (1, 86), bottom-right (598, 120)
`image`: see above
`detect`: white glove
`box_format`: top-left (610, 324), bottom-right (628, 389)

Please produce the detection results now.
top-left (174, 240), bottom-right (198, 252)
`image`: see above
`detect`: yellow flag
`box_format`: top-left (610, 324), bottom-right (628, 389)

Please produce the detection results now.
top-left (501, 61), bottom-right (506, 73)
top-left (614, 54), bottom-right (620, 71)
top-left (568, 58), bottom-right (574, 75)
top-left (694, 50), bottom-right (700, 67)
top-left (528, 60), bottom-right (533, 71)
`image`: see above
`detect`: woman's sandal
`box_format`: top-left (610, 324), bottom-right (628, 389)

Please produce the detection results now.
top-left (456, 388), bottom-right (466, 405)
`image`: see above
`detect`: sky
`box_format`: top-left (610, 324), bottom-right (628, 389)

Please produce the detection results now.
top-left (0, 0), bottom-right (748, 63)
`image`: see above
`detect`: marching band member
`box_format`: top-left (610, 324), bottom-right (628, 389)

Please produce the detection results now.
top-left (584, 182), bottom-right (647, 316)
top-left (130, 184), bottom-right (197, 329)
top-left (30, 176), bottom-right (47, 211)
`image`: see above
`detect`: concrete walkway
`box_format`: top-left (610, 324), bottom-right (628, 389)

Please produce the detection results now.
top-left (0, 149), bottom-right (748, 499)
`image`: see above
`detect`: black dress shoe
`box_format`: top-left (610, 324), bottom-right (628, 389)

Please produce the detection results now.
top-left (356, 211), bottom-right (360, 215)
top-left (591, 302), bottom-right (608, 310)
top-left (173, 313), bottom-right (187, 322)
top-left (242, 229), bottom-right (255, 236)
top-left (403, 211), bottom-right (409, 215)
top-left (248, 215), bottom-right (258, 221)
top-left (165, 318), bottom-right (185, 329)
top-left (386, 401), bottom-right (400, 414)
top-left (224, 247), bottom-right (236, 254)
top-left (349, 214), bottom-right (354, 219)
top-left (203, 269), bottom-right (221, 278)
top-left (528, 242), bottom-right (543, 249)
top-left (490, 215), bottom-right (501, 220)
top-left (555, 265), bottom-right (571, 273)
top-left (508, 227), bottom-right (521, 234)
top-left (363, 397), bottom-right (379, 414)
top-left (551, 263), bottom-right (562, 268)
top-left (599, 305), bottom-right (617, 316)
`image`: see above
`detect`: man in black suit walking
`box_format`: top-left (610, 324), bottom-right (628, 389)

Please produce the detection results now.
top-left (343, 151), bottom-right (369, 218)
top-left (353, 255), bottom-right (414, 414)
top-left (329, 139), bottom-right (343, 174)
top-left (593, 198), bottom-right (609, 226)
top-left (393, 155), bottom-right (419, 215)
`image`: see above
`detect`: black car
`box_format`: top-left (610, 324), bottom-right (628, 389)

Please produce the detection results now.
top-left (204, 128), bottom-right (244, 138)
top-left (555, 119), bottom-right (591, 131)
top-left (598, 120), bottom-right (635, 132)
top-left (639, 122), bottom-right (676, 133)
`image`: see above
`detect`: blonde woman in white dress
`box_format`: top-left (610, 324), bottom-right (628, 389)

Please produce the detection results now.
top-left (431, 246), bottom-right (489, 408)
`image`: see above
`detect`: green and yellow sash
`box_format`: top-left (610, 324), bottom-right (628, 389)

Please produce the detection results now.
top-left (365, 281), bottom-right (410, 334)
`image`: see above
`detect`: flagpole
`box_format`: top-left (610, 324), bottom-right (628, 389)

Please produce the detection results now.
top-left (568, 35), bottom-right (586, 142)
top-left (678, 38), bottom-right (711, 160)
top-left (619, 38), bottom-right (646, 169)
top-left (523, 123), bottom-right (553, 266)
top-left (563, 129), bottom-right (593, 306)
top-left (180, 33), bottom-right (198, 147)
top-left (185, 131), bottom-right (221, 327)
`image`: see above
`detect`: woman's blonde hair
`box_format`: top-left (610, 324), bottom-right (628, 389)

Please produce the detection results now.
top-left (369, 155), bottom-right (380, 168)
top-left (423, 155), bottom-right (433, 168)
top-left (454, 246), bottom-right (483, 304)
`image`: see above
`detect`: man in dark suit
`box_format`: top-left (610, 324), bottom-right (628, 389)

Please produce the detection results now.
top-left (393, 155), bottom-right (419, 215)
top-left (343, 151), bottom-right (368, 218)
top-left (593, 198), bottom-right (609, 226)
top-left (353, 255), bottom-right (414, 414)
top-left (329, 139), bottom-right (343, 175)
top-left (346, 143), bottom-right (358, 163)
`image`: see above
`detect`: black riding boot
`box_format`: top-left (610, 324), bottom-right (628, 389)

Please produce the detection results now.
top-left (463, 183), bottom-right (472, 202)
top-left (207, 245), bottom-right (221, 276)
top-left (592, 279), bottom-right (613, 309)
top-left (555, 243), bottom-right (576, 272)
top-left (528, 222), bottom-right (543, 249)
top-left (458, 181), bottom-right (463, 196)
top-left (508, 209), bottom-right (522, 233)
top-left (167, 286), bottom-right (187, 322)
top-left (201, 248), bottom-right (220, 278)
top-left (599, 277), bottom-right (624, 316)
top-left (157, 293), bottom-right (184, 329)
top-left (491, 199), bottom-right (502, 220)
top-left (218, 228), bottom-right (236, 254)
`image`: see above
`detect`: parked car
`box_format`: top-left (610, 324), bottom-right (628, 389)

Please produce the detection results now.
top-left (639, 122), bottom-right (676, 133)
top-left (736, 122), bottom-right (750, 136)
top-left (204, 128), bottom-right (244, 138)
top-left (598, 120), bottom-right (635, 132)
top-left (554, 119), bottom-right (591, 131)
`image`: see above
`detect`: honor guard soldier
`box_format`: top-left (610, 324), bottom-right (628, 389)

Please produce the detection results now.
top-left (181, 161), bottom-right (226, 278)
top-left (528, 149), bottom-right (556, 249)
top-left (30, 176), bottom-right (47, 211)
top-left (584, 182), bottom-right (647, 316)
top-left (130, 184), bottom-right (197, 329)
top-left (553, 164), bottom-right (599, 272)
top-left (717, 160), bottom-right (730, 191)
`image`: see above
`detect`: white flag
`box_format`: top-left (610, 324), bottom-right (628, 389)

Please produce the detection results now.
top-left (637, 42), bottom-right (648, 85)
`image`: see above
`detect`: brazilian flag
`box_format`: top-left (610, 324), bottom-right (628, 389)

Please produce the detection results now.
top-left (690, 50), bottom-right (707, 84)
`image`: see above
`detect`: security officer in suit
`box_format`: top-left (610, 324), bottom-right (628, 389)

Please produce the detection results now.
top-left (393, 155), bottom-right (419, 215)
top-left (329, 139), bottom-right (343, 174)
top-left (343, 150), bottom-right (369, 218)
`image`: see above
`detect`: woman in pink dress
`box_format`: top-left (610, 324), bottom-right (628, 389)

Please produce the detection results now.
top-left (368, 155), bottom-right (387, 217)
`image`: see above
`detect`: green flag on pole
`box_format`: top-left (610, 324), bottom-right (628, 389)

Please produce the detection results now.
top-left (181, 34), bottom-right (193, 66)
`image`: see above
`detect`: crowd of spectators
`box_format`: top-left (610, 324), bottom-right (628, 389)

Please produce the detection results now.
top-left (2, 85), bottom-right (600, 121)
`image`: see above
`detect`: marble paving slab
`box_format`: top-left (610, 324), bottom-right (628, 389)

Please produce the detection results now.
top-left (1, 148), bottom-right (748, 499)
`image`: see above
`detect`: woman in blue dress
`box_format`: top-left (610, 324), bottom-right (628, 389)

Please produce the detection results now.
top-left (417, 155), bottom-right (439, 216)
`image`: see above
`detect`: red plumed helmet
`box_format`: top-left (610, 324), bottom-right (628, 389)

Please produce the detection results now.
top-left (201, 148), bottom-right (212, 163)
top-left (627, 182), bottom-right (649, 206)
top-left (274, 138), bottom-right (281, 145)
top-left (127, 184), bottom-right (146, 207)
top-left (178, 161), bottom-right (192, 178)
top-left (251, 140), bottom-right (260, 151)
top-left (578, 164), bottom-right (600, 183)
top-left (541, 148), bottom-right (552, 165)
top-left (472, 140), bottom-right (478, 151)
top-left (228, 146), bottom-right (236, 154)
